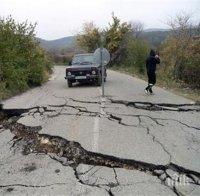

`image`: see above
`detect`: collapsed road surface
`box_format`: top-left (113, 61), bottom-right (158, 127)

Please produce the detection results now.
top-left (0, 66), bottom-right (200, 196)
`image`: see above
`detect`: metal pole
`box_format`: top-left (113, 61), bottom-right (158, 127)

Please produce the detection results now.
top-left (101, 35), bottom-right (104, 97)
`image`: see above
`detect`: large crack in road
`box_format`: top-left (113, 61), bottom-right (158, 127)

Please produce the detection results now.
top-left (1, 99), bottom-right (200, 196)
top-left (110, 99), bottom-right (200, 112)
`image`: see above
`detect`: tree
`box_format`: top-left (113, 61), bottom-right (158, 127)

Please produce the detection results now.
top-left (76, 14), bottom-right (148, 68)
top-left (161, 13), bottom-right (200, 88)
top-left (104, 14), bottom-right (132, 63)
top-left (124, 39), bottom-right (149, 74)
top-left (129, 21), bottom-right (144, 38)
top-left (76, 22), bottom-right (101, 52)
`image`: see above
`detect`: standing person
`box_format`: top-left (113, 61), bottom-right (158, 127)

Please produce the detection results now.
top-left (145, 49), bottom-right (160, 94)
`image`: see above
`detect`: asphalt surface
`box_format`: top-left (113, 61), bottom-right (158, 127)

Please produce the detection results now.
top-left (1, 66), bottom-right (200, 196)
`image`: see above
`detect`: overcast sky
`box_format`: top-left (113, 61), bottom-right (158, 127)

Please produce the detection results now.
top-left (1, 0), bottom-right (199, 40)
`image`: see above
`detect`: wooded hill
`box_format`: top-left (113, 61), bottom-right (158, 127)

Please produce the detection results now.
top-left (38, 28), bottom-right (170, 50)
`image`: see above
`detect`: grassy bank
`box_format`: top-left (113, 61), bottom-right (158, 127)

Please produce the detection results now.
top-left (111, 65), bottom-right (200, 102)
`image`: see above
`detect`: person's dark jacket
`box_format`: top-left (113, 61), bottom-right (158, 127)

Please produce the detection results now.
top-left (146, 50), bottom-right (160, 73)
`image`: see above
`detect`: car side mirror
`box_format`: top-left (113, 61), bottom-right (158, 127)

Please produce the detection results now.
top-left (68, 61), bottom-right (72, 66)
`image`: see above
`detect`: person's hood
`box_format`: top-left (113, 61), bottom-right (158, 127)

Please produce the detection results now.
top-left (150, 49), bottom-right (156, 57)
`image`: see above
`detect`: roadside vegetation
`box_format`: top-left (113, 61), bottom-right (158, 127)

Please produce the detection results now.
top-left (49, 47), bottom-right (74, 65)
top-left (0, 16), bottom-right (52, 100)
top-left (76, 13), bottom-right (200, 101)
top-left (2, 14), bottom-right (198, 101)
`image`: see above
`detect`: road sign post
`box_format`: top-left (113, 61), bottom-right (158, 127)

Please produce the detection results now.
top-left (94, 43), bottom-right (110, 97)
top-left (100, 44), bottom-right (105, 97)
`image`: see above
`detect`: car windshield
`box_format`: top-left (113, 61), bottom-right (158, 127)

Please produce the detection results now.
top-left (72, 54), bottom-right (94, 65)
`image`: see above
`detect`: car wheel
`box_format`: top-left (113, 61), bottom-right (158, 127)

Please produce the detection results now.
top-left (68, 80), bottom-right (72, 87)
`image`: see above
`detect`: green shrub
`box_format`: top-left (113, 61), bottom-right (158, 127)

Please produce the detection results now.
top-left (124, 39), bottom-right (149, 74)
top-left (0, 16), bottom-right (52, 100)
top-left (181, 40), bottom-right (200, 88)
top-left (3, 66), bottom-right (28, 92)
top-left (161, 36), bottom-right (200, 89)
top-left (27, 65), bottom-right (44, 86)
top-left (160, 14), bottom-right (200, 89)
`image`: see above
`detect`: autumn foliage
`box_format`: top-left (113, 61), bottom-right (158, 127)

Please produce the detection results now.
top-left (76, 14), bottom-right (149, 73)
top-left (161, 14), bottom-right (200, 88)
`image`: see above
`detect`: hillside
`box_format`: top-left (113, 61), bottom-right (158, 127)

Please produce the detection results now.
top-left (140, 30), bottom-right (170, 47)
top-left (38, 30), bottom-right (170, 50)
top-left (37, 36), bottom-right (76, 50)
top-left (144, 28), bottom-right (169, 32)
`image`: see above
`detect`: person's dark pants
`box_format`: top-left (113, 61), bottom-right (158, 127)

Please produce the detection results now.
top-left (146, 71), bottom-right (156, 93)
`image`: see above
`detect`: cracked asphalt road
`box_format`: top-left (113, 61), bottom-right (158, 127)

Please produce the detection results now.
top-left (1, 66), bottom-right (200, 196)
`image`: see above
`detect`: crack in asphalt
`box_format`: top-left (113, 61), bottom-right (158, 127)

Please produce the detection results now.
top-left (73, 167), bottom-right (115, 196)
top-left (107, 111), bottom-right (179, 164)
top-left (2, 99), bottom-right (199, 131)
top-left (145, 127), bottom-right (172, 163)
top-left (48, 155), bottom-right (115, 195)
top-left (2, 102), bottom-right (196, 168)
top-left (0, 103), bottom-right (56, 118)
top-left (108, 113), bottom-right (200, 131)
top-left (109, 99), bottom-right (200, 112)
top-left (113, 168), bottom-right (120, 186)
top-left (46, 98), bottom-right (200, 130)
top-left (1, 100), bottom-right (200, 196)
top-left (50, 97), bottom-right (200, 112)
top-left (0, 120), bottom-right (199, 196)
top-left (0, 182), bottom-right (67, 188)
top-left (69, 98), bottom-right (101, 105)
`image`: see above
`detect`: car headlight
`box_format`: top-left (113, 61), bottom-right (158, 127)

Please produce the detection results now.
top-left (92, 70), bottom-right (96, 75)
top-left (67, 72), bottom-right (71, 76)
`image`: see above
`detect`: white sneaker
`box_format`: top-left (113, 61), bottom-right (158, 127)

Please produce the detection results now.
top-left (144, 89), bottom-right (149, 94)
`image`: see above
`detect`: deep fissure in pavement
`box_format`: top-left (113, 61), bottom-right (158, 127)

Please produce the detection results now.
top-left (1, 100), bottom-right (200, 196)
top-left (110, 99), bottom-right (200, 112)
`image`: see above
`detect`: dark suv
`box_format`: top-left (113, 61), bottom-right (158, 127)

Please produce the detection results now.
top-left (65, 53), bottom-right (106, 87)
